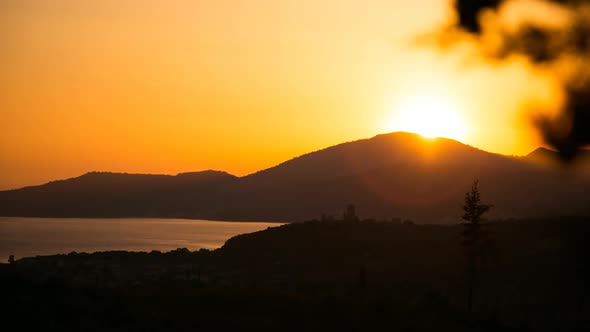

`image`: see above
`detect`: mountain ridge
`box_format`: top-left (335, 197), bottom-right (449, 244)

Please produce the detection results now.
top-left (4, 132), bottom-right (558, 190)
top-left (1, 132), bottom-right (589, 222)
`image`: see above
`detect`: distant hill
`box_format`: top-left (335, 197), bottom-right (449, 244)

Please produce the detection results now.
top-left (523, 147), bottom-right (590, 169)
top-left (1, 132), bottom-right (589, 222)
top-left (0, 170), bottom-right (238, 219)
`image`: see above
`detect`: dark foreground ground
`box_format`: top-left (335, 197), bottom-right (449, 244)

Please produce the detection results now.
top-left (3, 217), bottom-right (590, 331)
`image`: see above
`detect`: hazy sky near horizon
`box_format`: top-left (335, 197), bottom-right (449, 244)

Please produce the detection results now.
top-left (0, 0), bottom-right (560, 189)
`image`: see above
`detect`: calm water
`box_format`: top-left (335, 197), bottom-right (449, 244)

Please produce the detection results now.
top-left (0, 217), bottom-right (283, 260)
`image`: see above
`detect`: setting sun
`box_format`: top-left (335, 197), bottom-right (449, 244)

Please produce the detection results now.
top-left (390, 93), bottom-right (469, 141)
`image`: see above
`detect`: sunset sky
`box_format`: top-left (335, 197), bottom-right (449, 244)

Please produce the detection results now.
top-left (0, 0), bottom-right (562, 190)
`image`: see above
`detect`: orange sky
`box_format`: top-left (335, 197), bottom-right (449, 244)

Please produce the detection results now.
top-left (0, 0), bottom-right (560, 190)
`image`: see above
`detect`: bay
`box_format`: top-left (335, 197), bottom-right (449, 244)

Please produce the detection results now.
top-left (0, 217), bottom-right (283, 260)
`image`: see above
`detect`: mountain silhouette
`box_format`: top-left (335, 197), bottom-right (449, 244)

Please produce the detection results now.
top-left (1, 132), bottom-right (589, 222)
top-left (524, 147), bottom-right (590, 170)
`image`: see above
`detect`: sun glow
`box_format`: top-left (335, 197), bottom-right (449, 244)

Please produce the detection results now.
top-left (390, 93), bottom-right (469, 141)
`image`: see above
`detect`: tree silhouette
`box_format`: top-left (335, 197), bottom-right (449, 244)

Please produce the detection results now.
top-left (342, 204), bottom-right (359, 222)
top-left (461, 180), bottom-right (493, 318)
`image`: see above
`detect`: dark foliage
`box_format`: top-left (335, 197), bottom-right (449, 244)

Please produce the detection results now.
top-left (452, 0), bottom-right (590, 160)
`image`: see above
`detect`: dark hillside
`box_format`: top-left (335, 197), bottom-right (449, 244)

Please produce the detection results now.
top-left (1, 132), bottom-right (589, 222)
top-left (5, 217), bottom-right (590, 331)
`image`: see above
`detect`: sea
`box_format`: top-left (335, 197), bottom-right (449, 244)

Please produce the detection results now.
top-left (0, 217), bottom-right (283, 260)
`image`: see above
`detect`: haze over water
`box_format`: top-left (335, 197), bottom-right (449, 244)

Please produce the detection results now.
top-left (0, 217), bottom-right (282, 260)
